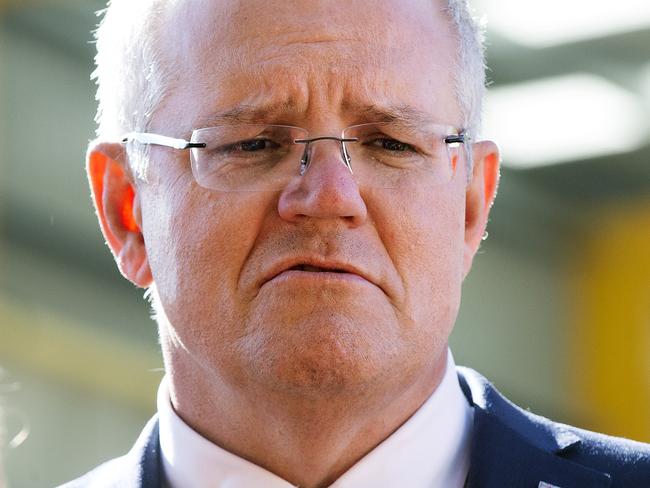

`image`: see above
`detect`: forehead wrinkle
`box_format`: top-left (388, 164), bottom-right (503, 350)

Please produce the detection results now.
top-left (347, 103), bottom-right (437, 126)
top-left (188, 50), bottom-right (446, 130)
top-left (193, 101), bottom-right (302, 128)
top-left (193, 100), bottom-right (440, 133)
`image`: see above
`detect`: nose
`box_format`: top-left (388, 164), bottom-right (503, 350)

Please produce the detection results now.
top-left (277, 140), bottom-right (368, 226)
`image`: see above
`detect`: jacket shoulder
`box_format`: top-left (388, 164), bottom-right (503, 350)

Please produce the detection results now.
top-left (57, 415), bottom-right (161, 488)
top-left (457, 366), bottom-right (650, 487)
top-left (555, 420), bottom-right (650, 486)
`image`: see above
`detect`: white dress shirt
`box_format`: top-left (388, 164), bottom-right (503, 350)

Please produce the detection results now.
top-left (158, 349), bottom-right (474, 488)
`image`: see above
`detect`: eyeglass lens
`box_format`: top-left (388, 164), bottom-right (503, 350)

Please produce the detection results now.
top-left (189, 123), bottom-right (467, 191)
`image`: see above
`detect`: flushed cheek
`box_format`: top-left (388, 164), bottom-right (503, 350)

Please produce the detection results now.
top-left (143, 186), bottom-right (249, 334)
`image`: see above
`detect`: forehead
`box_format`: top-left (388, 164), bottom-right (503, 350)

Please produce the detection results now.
top-left (155, 0), bottom-right (460, 130)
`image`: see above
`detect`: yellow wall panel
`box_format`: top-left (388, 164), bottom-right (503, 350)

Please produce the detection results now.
top-left (571, 200), bottom-right (650, 442)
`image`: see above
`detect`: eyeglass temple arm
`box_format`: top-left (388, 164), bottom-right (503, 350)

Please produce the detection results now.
top-left (444, 133), bottom-right (470, 144)
top-left (122, 132), bottom-right (206, 150)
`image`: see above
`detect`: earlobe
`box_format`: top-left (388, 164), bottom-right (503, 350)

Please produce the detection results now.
top-left (87, 141), bottom-right (153, 288)
top-left (462, 140), bottom-right (500, 279)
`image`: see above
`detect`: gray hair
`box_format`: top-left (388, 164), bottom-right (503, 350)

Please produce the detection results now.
top-left (92, 0), bottom-right (486, 178)
top-left (93, 0), bottom-right (171, 180)
top-left (446, 0), bottom-right (487, 140)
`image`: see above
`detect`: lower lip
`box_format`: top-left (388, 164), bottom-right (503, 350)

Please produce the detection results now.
top-left (266, 270), bottom-right (372, 287)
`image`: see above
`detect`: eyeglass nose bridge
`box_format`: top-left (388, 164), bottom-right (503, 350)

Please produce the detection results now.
top-left (294, 136), bottom-right (359, 176)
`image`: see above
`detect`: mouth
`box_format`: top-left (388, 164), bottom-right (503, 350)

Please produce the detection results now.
top-left (261, 258), bottom-right (375, 289)
top-left (287, 264), bottom-right (349, 273)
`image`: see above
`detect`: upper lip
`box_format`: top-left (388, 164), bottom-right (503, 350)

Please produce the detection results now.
top-left (261, 256), bottom-right (376, 287)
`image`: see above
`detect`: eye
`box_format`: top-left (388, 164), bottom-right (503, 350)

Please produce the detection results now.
top-left (238, 139), bottom-right (277, 151)
top-left (367, 137), bottom-right (417, 153)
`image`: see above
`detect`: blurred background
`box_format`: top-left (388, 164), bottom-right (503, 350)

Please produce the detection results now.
top-left (0, 0), bottom-right (649, 485)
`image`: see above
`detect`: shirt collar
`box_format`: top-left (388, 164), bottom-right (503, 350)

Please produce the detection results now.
top-left (158, 349), bottom-right (473, 488)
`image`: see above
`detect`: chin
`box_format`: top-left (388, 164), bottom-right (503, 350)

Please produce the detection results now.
top-left (236, 304), bottom-right (412, 397)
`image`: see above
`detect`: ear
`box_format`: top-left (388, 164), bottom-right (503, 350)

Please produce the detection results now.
top-left (87, 140), bottom-right (153, 288)
top-left (463, 140), bottom-right (500, 279)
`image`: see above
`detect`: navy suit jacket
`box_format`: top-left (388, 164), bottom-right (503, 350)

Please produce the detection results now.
top-left (61, 367), bottom-right (650, 487)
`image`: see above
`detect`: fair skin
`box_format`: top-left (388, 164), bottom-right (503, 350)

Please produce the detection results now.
top-left (87, 0), bottom-right (499, 486)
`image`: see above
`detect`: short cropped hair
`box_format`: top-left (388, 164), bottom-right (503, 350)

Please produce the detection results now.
top-left (93, 0), bottom-right (486, 179)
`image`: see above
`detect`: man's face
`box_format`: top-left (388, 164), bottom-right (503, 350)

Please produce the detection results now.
top-left (140, 0), bottom-right (468, 394)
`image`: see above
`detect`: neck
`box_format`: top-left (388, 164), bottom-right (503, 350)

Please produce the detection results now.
top-left (165, 350), bottom-right (448, 488)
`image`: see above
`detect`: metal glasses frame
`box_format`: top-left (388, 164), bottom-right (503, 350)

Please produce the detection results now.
top-left (122, 127), bottom-right (469, 182)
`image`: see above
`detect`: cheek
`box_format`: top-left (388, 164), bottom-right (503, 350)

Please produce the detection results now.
top-left (374, 185), bottom-right (465, 327)
top-left (141, 181), bottom-right (264, 338)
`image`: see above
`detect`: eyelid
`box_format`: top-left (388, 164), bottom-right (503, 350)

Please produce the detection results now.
top-left (361, 131), bottom-right (417, 146)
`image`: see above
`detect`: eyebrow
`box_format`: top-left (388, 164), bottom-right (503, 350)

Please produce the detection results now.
top-left (193, 102), bottom-right (298, 128)
top-left (354, 103), bottom-right (435, 128)
top-left (192, 102), bottom-right (435, 129)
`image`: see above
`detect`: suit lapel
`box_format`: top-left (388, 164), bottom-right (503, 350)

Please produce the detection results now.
top-left (138, 417), bottom-right (163, 488)
top-left (458, 368), bottom-right (612, 488)
top-left (119, 414), bottom-right (163, 488)
top-left (464, 407), bottom-right (611, 488)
